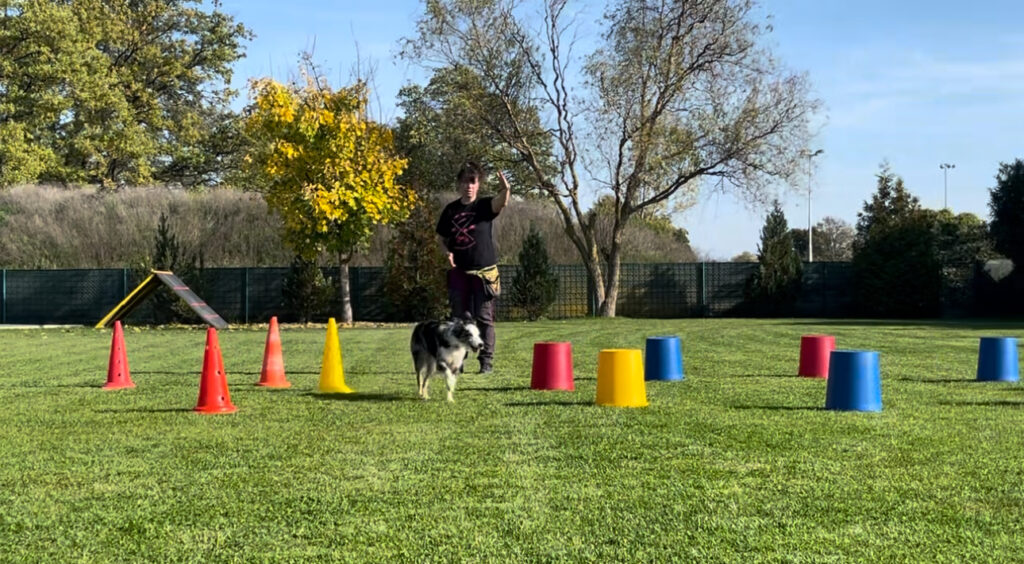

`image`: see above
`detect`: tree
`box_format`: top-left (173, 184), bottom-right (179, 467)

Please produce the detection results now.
top-left (241, 66), bottom-right (415, 324)
top-left (510, 225), bottom-right (559, 320)
top-left (855, 164), bottom-right (921, 239)
top-left (989, 158), bottom-right (1024, 267)
top-left (394, 66), bottom-right (555, 195)
top-left (731, 251), bottom-right (757, 263)
top-left (0, 0), bottom-right (251, 188)
top-left (928, 209), bottom-right (992, 313)
top-left (790, 217), bottom-right (854, 261)
top-left (586, 195), bottom-right (696, 263)
top-left (748, 201), bottom-right (801, 314)
top-left (282, 255), bottom-right (334, 324)
top-left (929, 210), bottom-right (991, 266)
top-left (852, 166), bottom-right (940, 317)
top-left (381, 199), bottom-right (450, 321)
top-left (403, 0), bottom-right (818, 316)
top-left (790, 228), bottom-right (809, 261)
top-left (150, 211), bottom-right (204, 324)
top-left (814, 217), bottom-right (855, 261)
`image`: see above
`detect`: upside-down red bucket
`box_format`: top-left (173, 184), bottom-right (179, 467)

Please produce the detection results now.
top-left (531, 342), bottom-right (574, 391)
top-left (798, 334), bottom-right (836, 378)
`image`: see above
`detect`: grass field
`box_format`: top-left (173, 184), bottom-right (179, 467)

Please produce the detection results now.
top-left (2, 318), bottom-right (1024, 562)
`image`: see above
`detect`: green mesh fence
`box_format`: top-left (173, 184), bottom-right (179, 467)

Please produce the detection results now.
top-left (0, 262), bottom-right (973, 325)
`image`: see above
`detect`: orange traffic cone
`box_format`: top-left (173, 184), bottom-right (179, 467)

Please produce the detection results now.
top-left (103, 320), bottom-right (135, 390)
top-left (257, 316), bottom-right (290, 388)
top-left (194, 328), bottom-right (236, 414)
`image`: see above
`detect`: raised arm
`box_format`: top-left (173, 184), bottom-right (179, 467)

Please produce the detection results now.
top-left (491, 171), bottom-right (510, 215)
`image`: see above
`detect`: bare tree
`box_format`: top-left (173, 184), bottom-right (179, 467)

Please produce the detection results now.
top-left (814, 216), bottom-right (854, 261)
top-left (404, 0), bottom-right (819, 315)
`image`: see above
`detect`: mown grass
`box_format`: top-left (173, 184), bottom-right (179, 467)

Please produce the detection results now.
top-left (1, 318), bottom-right (1023, 562)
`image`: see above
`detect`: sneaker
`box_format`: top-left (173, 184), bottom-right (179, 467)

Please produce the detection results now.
top-left (479, 362), bottom-right (493, 374)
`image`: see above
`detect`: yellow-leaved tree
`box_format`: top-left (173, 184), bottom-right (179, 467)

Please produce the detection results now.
top-left (242, 70), bottom-right (413, 324)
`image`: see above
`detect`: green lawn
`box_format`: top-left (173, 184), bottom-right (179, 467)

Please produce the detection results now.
top-left (2, 318), bottom-right (1024, 562)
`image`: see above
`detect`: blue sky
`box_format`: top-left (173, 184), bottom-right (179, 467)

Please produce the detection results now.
top-left (217, 0), bottom-right (1024, 260)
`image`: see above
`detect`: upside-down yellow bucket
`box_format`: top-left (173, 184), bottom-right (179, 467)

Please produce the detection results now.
top-left (596, 349), bottom-right (648, 407)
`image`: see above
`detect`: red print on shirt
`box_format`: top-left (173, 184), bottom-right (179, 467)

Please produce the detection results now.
top-left (451, 211), bottom-right (477, 250)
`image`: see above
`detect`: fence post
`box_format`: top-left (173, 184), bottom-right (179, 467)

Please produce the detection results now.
top-left (700, 262), bottom-right (707, 317)
top-left (1, 269), bottom-right (5, 324)
top-left (243, 268), bottom-right (250, 324)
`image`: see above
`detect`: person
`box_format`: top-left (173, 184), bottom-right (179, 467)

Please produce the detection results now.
top-left (435, 161), bottom-right (510, 373)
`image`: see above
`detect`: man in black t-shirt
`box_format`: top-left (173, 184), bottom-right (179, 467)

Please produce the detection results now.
top-left (436, 162), bottom-right (510, 373)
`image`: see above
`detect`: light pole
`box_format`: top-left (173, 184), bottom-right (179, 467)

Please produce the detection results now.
top-left (939, 163), bottom-right (955, 210)
top-left (802, 149), bottom-right (824, 262)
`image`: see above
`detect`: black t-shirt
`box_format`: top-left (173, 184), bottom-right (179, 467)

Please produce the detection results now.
top-left (436, 197), bottom-right (499, 269)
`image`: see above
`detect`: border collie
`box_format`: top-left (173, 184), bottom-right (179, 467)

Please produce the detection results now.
top-left (410, 316), bottom-right (484, 402)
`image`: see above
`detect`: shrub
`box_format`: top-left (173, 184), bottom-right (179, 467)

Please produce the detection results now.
top-left (149, 211), bottom-right (206, 324)
top-left (746, 201), bottom-right (802, 315)
top-left (509, 225), bottom-right (558, 320)
top-left (281, 255), bottom-right (335, 323)
top-left (381, 201), bottom-right (449, 321)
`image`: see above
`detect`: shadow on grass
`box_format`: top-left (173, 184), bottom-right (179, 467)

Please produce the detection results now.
top-left (231, 385), bottom-right (305, 393)
top-left (729, 404), bottom-right (822, 411)
top-left (460, 385), bottom-right (531, 392)
top-left (939, 400), bottom-right (1024, 407)
top-left (4, 382), bottom-right (112, 389)
top-left (775, 319), bottom-right (1024, 330)
top-left (346, 370), bottom-right (408, 377)
top-left (95, 407), bottom-right (194, 414)
top-left (131, 371), bottom-right (194, 376)
top-left (721, 373), bottom-right (803, 379)
top-left (227, 370), bottom-right (322, 376)
top-left (304, 392), bottom-right (412, 402)
top-left (504, 400), bottom-right (592, 407)
top-left (894, 377), bottom-right (976, 383)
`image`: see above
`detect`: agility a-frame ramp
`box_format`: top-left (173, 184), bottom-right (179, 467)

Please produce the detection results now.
top-left (95, 270), bottom-right (228, 329)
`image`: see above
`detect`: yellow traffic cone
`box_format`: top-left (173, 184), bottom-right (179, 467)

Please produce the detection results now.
top-left (318, 318), bottom-right (354, 393)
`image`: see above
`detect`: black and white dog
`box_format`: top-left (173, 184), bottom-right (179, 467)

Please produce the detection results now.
top-left (410, 315), bottom-right (484, 402)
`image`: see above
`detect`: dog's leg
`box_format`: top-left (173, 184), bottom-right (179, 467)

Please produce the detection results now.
top-left (414, 352), bottom-right (428, 400)
top-left (442, 364), bottom-right (457, 403)
top-left (422, 367), bottom-right (432, 400)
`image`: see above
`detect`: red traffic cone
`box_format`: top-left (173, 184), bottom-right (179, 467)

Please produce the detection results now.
top-left (194, 328), bottom-right (236, 414)
top-left (257, 317), bottom-right (290, 388)
top-left (103, 320), bottom-right (135, 390)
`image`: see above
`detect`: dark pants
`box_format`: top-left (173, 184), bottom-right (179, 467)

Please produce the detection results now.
top-left (447, 268), bottom-right (495, 366)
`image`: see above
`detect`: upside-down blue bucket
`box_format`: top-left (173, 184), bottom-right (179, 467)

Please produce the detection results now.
top-left (644, 336), bottom-right (684, 382)
top-left (825, 350), bottom-right (882, 412)
top-left (976, 337), bottom-right (1019, 382)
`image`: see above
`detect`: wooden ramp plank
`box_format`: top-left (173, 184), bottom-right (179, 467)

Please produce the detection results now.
top-left (95, 270), bottom-right (228, 329)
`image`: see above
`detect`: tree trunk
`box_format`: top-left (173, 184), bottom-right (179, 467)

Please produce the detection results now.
top-left (600, 261), bottom-right (621, 318)
top-left (580, 242), bottom-right (606, 316)
top-left (337, 253), bottom-right (353, 325)
top-left (600, 227), bottom-right (624, 317)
